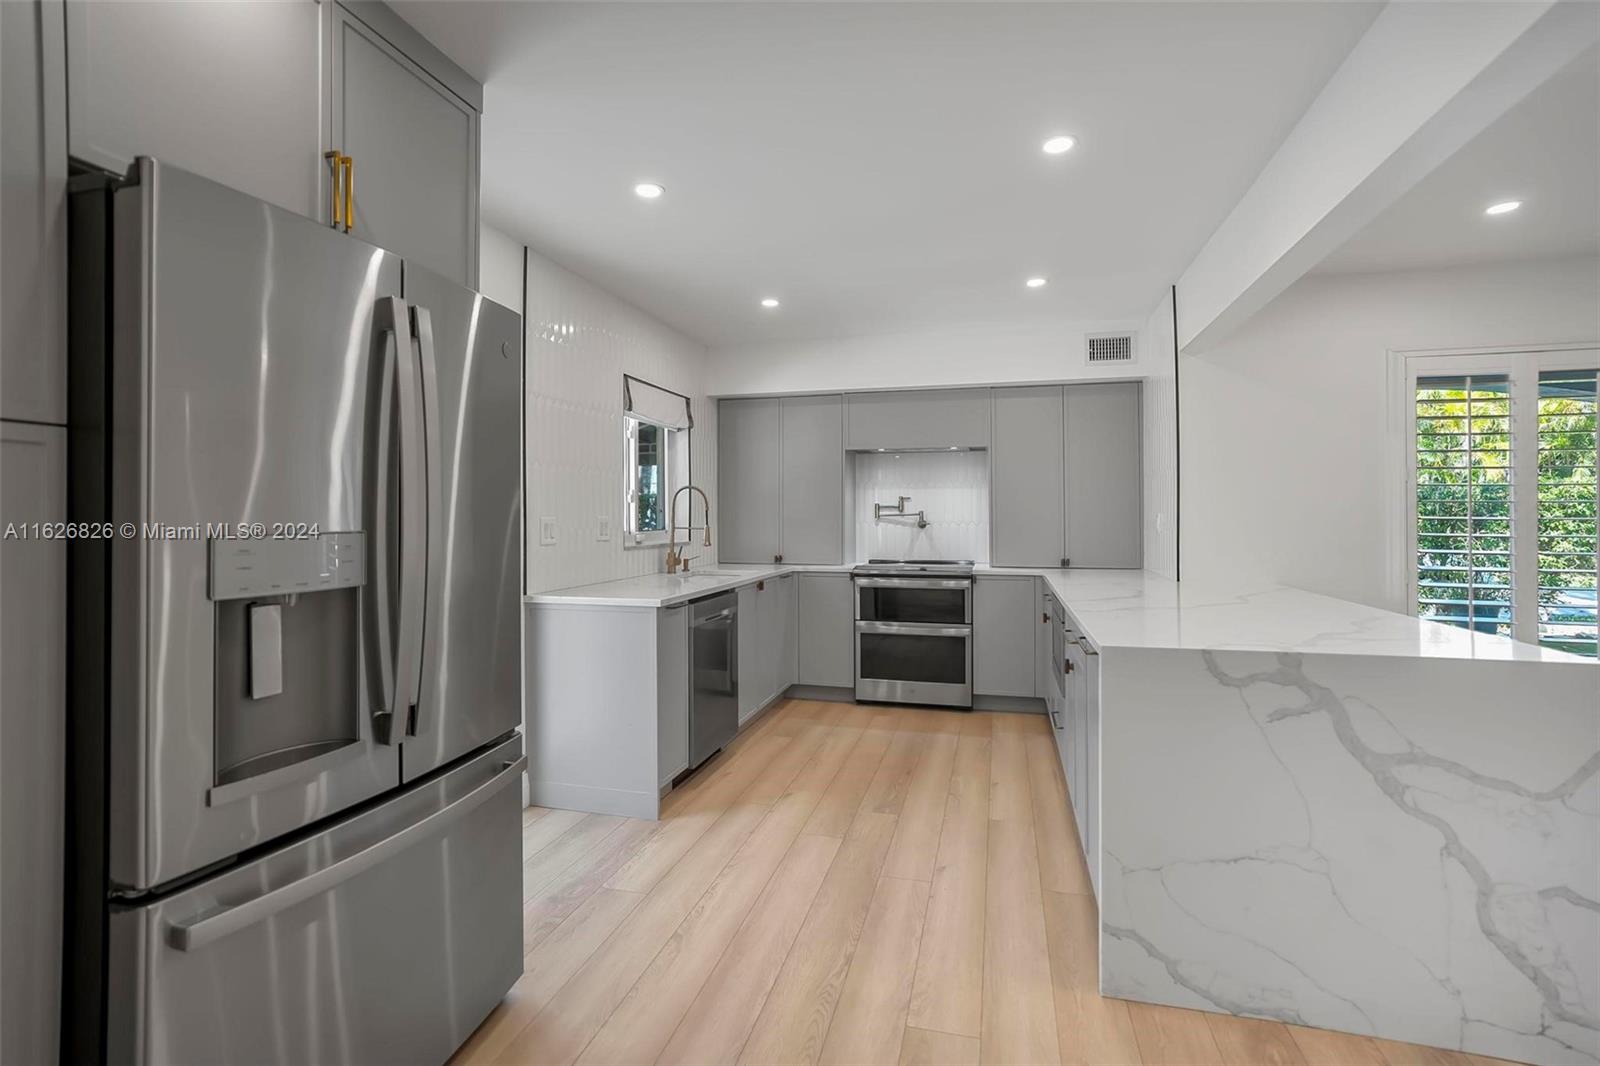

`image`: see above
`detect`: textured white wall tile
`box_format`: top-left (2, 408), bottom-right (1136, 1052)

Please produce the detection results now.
top-left (501, 236), bottom-right (715, 594)
top-left (852, 451), bottom-right (989, 561)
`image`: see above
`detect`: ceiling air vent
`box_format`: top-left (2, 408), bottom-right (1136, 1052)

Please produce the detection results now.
top-left (1086, 332), bottom-right (1135, 365)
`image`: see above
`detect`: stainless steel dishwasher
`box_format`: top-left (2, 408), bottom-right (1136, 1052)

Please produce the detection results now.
top-left (689, 592), bottom-right (739, 768)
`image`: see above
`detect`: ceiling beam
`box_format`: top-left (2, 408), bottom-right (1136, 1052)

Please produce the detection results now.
top-left (1175, 0), bottom-right (1599, 354)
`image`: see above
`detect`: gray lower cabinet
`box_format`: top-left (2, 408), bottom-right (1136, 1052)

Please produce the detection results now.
top-left (796, 573), bottom-right (854, 687)
top-left (779, 396), bottom-right (845, 563)
top-left (737, 577), bottom-right (796, 723)
top-left (774, 574), bottom-right (798, 694)
top-left (328, 3), bottom-right (481, 287)
top-left (2, 0), bottom-right (67, 425)
top-left (974, 575), bottom-right (1037, 697)
top-left (657, 604), bottom-right (690, 787)
top-left (1065, 382), bottom-right (1143, 568)
top-left (65, 0), bottom-right (324, 218)
top-left (1039, 589), bottom-right (1058, 702)
top-left (719, 398), bottom-right (782, 563)
top-left (844, 388), bottom-right (991, 451)
top-left (1, 422), bottom-right (66, 1066)
top-left (991, 387), bottom-right (1065, 567)
top-left (719, 396), bottom-right (844, 564)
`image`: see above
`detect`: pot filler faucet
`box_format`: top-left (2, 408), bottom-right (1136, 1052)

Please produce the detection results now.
top-left (665, 485), bottom-right (712, 574)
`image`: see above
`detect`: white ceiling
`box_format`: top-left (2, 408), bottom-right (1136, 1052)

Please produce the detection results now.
top-left (1316, 46), bottom-right (1600, 276)
top-left (399, 1), bottom-right (1382, 348)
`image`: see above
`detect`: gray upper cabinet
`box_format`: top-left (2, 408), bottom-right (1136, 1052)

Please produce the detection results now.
top-left (3, 0), bottom-right (67, 424)
top-left (1065, 382), bottom-right (1143, 568)
top-left (779, 395), bottom-right (844, 563)
top-left (845, 389), bottom-right (991, 451)
top-left (718, 398), bottom-right (782, 563)
top-left (329, 3), bottom-right (481, 287)
top-left (720, 395), bottom-right (845, 565)
top-left (991, 387), bottom-right (1066, 567)
top-left (66, 0), bottom-right (323, 219)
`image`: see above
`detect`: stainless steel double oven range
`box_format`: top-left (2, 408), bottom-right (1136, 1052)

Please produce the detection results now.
top-left (853, 560), bottom-right (975, 709)
top-left (65, 160), bottom-right (525, 1065)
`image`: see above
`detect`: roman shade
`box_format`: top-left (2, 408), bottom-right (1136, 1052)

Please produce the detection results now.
top-left (624, 375), bottom-right (693, 430)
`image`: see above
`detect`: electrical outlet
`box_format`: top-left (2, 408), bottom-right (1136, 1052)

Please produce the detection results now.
top-left (597, 515), bottom-right (612, 542)
top-left (539, 517), bottom-right (557, 546)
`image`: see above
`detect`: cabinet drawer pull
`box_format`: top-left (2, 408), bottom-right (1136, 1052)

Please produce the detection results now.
top-left (324, 150), bottom-right (344, 229)
top-left (341, 154), bottom-right (354, 233)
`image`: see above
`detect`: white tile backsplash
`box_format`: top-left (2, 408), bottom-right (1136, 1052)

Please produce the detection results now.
top-left (852, 451), bottom-right (989, 562)
top-left (493, 232), bottom-right (715, 594)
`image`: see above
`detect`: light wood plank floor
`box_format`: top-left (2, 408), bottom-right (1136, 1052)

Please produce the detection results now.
top-left (454, 700), bottom-right (1524, 1066)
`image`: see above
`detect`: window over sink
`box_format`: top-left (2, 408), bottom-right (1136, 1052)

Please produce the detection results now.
top-left (623, 375), bottom-right (694, 546)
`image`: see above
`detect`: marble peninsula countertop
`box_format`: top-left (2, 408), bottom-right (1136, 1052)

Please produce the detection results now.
top-left (527, 564), bottom-right (1593, 665)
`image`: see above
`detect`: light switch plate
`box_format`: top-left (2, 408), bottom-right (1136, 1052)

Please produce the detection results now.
top-left (539, 517), bottom-right (557, 546)
top-left (597, 515), bottom-right (612, 542)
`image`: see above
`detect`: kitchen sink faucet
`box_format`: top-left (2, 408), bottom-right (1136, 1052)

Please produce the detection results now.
top-left (665, 484), bottom-right (712, 573)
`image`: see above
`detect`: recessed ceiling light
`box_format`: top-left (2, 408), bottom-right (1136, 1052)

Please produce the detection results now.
top-left (1025, 277), bottom-right (1048, 289)
top-left (634, 182), bottom-right (664, 200)
top-left (1485, 200), bottom-right (1522, 216)
top-left (760, 297), bottom-right (780, 309)
top-left (1042, 135), bottom-right (1076, 155)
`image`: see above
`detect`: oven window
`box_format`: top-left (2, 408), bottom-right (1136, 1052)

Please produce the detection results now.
top-left (859, 587), bottom-right (968, 625)
top-left (859, 632), bottom-right (968, 684)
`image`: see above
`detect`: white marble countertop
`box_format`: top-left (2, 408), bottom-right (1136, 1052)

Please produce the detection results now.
top-left (1024, 568), bottom-right (1591, 664)
top-left (523, 563), bottom-right (851, 608)
top-left (527, 563), bottom-right (1593, 665)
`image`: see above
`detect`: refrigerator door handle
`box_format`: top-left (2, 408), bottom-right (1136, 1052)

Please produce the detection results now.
top-left (389, 306), bottom-right (428, 735)
top-left (368, 297), bottom-right (407, 735)
top-left (165, 755), bottom-right (527, 953)
top-left (410, 304), bottom-right (445, 741)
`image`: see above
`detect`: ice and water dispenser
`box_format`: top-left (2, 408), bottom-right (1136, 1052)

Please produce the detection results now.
top-left (207, 534), bottom-right (368, 803)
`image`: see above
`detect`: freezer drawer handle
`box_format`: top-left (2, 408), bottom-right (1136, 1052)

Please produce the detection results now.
top-left (166, 755), bottom-right (527, 953)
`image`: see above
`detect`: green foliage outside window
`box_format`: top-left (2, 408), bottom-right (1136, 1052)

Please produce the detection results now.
top-left (1415, 370), bottom-right (1597, 656)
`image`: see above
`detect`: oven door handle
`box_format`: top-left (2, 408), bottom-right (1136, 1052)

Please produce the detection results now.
top-left (854, 577), bottom-right (972, 590)
top-left (855, 620), bottom-right (972, 638)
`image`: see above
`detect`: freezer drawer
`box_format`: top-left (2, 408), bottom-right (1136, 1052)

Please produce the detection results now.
top-left (105, 736), bottom-right (524, 1066)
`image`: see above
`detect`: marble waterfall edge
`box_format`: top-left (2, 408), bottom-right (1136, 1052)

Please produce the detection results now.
top-left (1099, 648), bottom-right (1599, 1066)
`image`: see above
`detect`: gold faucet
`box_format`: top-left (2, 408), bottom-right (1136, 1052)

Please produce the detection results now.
top-left (665, 485), bottom-right (712, 574)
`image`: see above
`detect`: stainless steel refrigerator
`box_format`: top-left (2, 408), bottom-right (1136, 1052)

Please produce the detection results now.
top-left (64, 159), bottom-right (524, 1065)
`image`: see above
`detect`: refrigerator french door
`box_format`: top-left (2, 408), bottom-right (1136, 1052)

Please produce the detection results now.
top-left (66, 159), bottom-right (523, 1065)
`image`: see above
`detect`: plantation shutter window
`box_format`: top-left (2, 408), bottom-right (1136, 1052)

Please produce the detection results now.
top-left (1407, 351), bottom-right (1599, 657)
top-left (1536, 369), bottom-right (1599, 655)
top-left (1414, 374), bottom-right (1514, 638)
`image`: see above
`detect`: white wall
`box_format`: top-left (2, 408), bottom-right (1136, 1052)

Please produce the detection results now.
top-left (1140, 288), bottom-right (1179, 579)
top-left (482, 225), bottom-right (716, 594)
top-left (1180, 255), bottom-right (1600, 611)
top-left (853, 451), bottom-right (990, 563)
top-left (478, 223), bottom-right (522, 310)
top-left (704, 317), bottom-right (1144, 397)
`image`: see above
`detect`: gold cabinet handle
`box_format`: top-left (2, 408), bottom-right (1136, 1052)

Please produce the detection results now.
top-left (341, 155), bottom-right (354, 233)
top-left (324, 150), bottom-right (344, 229)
